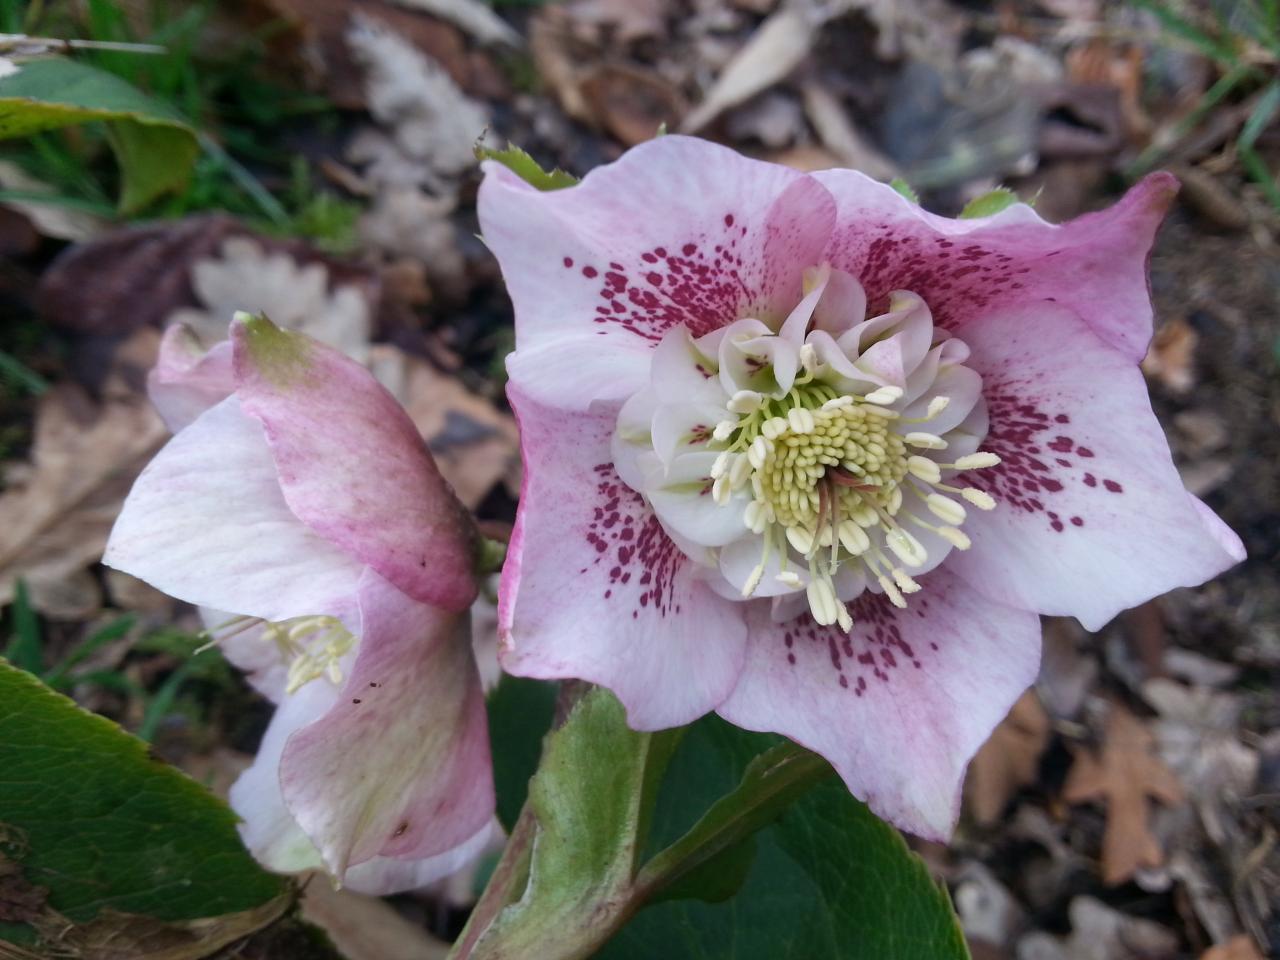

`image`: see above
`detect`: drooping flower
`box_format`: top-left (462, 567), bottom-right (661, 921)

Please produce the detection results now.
top-left (105, 316), bottom-right (494, 893)
top-left (479, 136), bottom-right (1244, 839)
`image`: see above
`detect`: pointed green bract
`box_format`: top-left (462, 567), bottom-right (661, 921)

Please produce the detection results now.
top-left (0, 57), bottom-right (198, 213)
top-left (234, 311), bottom-right (313, 386)
top-left (959, 187), bottom-right (1021, 219)
top-left (475, 143), bottom-right (579, 191)
top-left (890, 177), bottom-right (920, 204)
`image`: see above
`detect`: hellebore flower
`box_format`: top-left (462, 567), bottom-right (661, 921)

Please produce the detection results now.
top-left (105, 317), bottom-right (494, 893)
top-left (479, 136), bottom-right (1244, 839)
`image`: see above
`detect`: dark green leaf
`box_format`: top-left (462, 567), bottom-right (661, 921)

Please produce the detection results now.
top-left (475, 143), bottom-right (578, 190)
top-left (0, 659), bottom-right (287, 932)
top-left (486, 674), bottom-right (558, 830)
top-left (3, 582), bottom-right (41, 674)
top-left (959, 188), bottom-right (1020, 219)
top-left (0, 58), bottom-right (199, 212)
top-left (600, 716), bottom-right (970, 960)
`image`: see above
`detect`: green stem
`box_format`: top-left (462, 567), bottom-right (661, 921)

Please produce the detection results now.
top-left (448, 805), bottom-right (536, 960)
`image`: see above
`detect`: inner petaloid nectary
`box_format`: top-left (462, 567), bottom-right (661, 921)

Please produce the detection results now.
top-left (612, 264), bottom-right (1002, 631)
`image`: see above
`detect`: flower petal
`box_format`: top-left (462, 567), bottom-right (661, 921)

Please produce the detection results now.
top-left (814, 170), bottom-right (1178, 361)
top-left (945, 301), bottom-right (1244, 629)
top-left (717, 569), bottom-right (1041, 839)
top-left (104, 397), bottom-right (363, 624)
top-left (479, 137), bottom-right (835, 409)
top-left (500, 385), bottom-right (748, 729)
top-left (279, 569), bottom-right (494, 876)
top-left (232, 316), bottom-right (478, 613)
top-left (148, 324), bottom-right (234, 432)
top-left (229, 676), bottom-right (494, 895)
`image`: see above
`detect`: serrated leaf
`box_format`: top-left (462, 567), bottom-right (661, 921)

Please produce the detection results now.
top-left (0, 659), bottom-right (287, 942)
top-left (475, 143), bottom-right (578, 191)
top-left (959, 188), bottom-right (1020, 219)
top-left (0, 58), bottom-right (199, 213)
top-left (889, 177), bottom-right (919, 204)
top-left (599, 716), bottom-right (970, 960)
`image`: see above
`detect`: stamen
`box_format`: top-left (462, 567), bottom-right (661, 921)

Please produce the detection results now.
top-left (960, 487), bottom-right (997, 510)
top-left (925, 493), bottom-right (966, 525)
top-left (864, 385), bottom-right (903, 405)
top-left (906, 455), bottom-right (942, 484)
top-left (952, 452), bottom-right (1001, 470)
top-left (905, 432), bottom-right (947, 450)
top-left (728, 390), bottom-right (763, 414)
top-left (712, 419), bottom-right (737, 442)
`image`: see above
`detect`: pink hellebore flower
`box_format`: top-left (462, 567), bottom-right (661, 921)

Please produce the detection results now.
top-left (105, 317), bottom-right (495, 894)
top-left (479, 136), bottom-right (1244, 840)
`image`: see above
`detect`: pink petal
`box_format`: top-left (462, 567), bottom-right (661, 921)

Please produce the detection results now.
top-left (717, 569), bottom-right (1041, 840)
top-left (231, 317), bottom-right (478, 613)
top-left (230, 676), bottom-right (494, 894)
top-left (104, 398), bottom-right (363, 625)
top-left (148, 324), bottom-right (235, 432)
top-left (814, 170), bottom-right (1178, 361)
top-left (479, 136), bottom-right (834, 409)
top-left (946, 301), bottom-right (1244, 630)
top-left (499, 385), bottom-right (749, 729)
top-left (279, 569), bottom-right (494, 876)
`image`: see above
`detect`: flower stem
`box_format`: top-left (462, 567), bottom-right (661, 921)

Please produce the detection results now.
top-left (447, 804), bottom-right (535, 960)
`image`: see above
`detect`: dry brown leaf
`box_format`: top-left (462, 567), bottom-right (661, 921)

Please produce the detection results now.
top-left (368, 345), bottom-right (519, 509)
top-left (682, 7), bottom-right (815, 133)
top-left (966, 690), bottom-right (1051, 824)
top-left (1201, 936), bottom-right (1266, 960)
top-left (580, 63), bottom-right (687, 146)
top-left (302, 880), bottom-right (449, 960)
top-left (389, 0), bottom-right (519, 47)
top-left (0, 341), bottom-right (168, 617)
top-left (1063, 702), bottom-right (1184, 885)
top-left (1141, 317), bottom-right (1199, 393)
top-left (565, 0), bottom-right (670, 45)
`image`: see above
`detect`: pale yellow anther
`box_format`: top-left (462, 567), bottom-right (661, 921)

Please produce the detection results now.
top-left (729, 452), bottom-right (753, 488)
top-left (728, 390), bottom-right (763, 414)
top-left (786, 525), bottom-right (815, 554)
top-left (907, 456), bottom-right (942, 484)
top-left (953, 452), bottom-right (1001, 470)
top-left (761, 417), bottom-right (788, 439)
top-left (925, 395), bottom-right (950, 419)
top-left (905, 432), bottom-right (948, 450)
top-left (822, 395), bottom-right (854, 411)
top-left (937, 526), bottom-right (972, 550)
top-left (787, 407), bottom-right (816, 434)
top-left (799, 343), bottom-right (818, 374)
top-left (926, 493), bottom-right (966, 525)
top-left (864, 385), bottom-right (903, 405)
top-left (710, 450), bottom-right (732, 480)
top-left (742, 562), bottom-right (766, 598)
top-left (744, 500), bottom-right (770, 534)
top-left (960, 487), bottom-right (997, 510)
top-left (878, 575), bottom-right (908, 609)
top-left (748, 436), bottom-right (773, 470)
top-left (838, 520), bottom-right (871, 555)
top-left (886, 528), bottom-right (928, 568)
top-left (776, 571), bottom-right (804, 589)
top-left (712, 419), bottom-right (737, 442)
top-left (891, 568), bottom-right (922, 594)
top-left (712, 475), bottom-right (731, 504)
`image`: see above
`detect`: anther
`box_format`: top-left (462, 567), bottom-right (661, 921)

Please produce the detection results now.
top-left (761, 416), bottom-right (788, 439)
top-left (776, 571), bottom-right (804, 589)
top-left (787, 407), bottom-right (816, 434)
top-left (953, 452), bottom-right (1001, 470)
top-left (905, 432), bottom-right (948, 450)
top-left (937, 526), bottom-right (972, 550)
top-left (747, 436), bottom-right (773, 470)
top-left (878, 575), bottom-right (907, 609)
top-left (886, 528), bottom-right (928, 567)
top-left (864, 385), bottom-right (903, 405)
top-left (728, 390), bottom-right (764, 414)
top-left (960, 488), bottom-right (997, 510)
top-left (906, 455), bottom-right (942, 484)
top-left (925, 493), bottom-right (966, 525)
top-left (712, 420), bottom-right (737, 442)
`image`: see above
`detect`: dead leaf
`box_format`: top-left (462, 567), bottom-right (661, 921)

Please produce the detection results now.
top-left (1141, 317), bottom-right (1198, 393)
top-left (1016, 896), bottom-right (1179, 960)
top-left (565, 0), bottom-right (670, 45)
top-left (0, 345), bottom-right (168, 616)
top-left (37, 215), bottom-right (380, 342)
top-left (966, 690), bottom-right (1051, 825)
top-left (346, 13), bottom-right (491, 189)
top-left (801, 82), bottom-right (900, 181)
top-left (167, 234), bottom-right (375, 361)
top-left (954, 861), bottom-right (1026, 948)
top-left (682, 7), bottom-right (815, 133)
top-left (255, 0), bottom-right (472, 109)
top-left (1201, 936), bottom-right (1265, 960)
top-left (367, 345), bottom-right (519, 508)
top-left (301, 880), bottom-right (449, 960)
top-left (0, 161), bottom-right (106, 242)
top-left (1063, 702), bottom-right (1184, 885)
top-left (580, 63), bottom-right (687, 146)
top-left (389, 0), bottom-right (520, 47)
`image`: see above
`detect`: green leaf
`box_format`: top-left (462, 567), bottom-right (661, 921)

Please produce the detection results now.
top-left (599, 716), bottom-right (970, 960)
top-left (3, 581), bottom-right (41, 674)
top-left (475, 142), bottom-right (578, 190)
top-left (889, 177), bottom-right (919, 204)
top-left (959, 187), bottom-right (1020, 219)
top-left (486, 674), bottom-right (558, 831)
top-left (0, 57), bottom-right (199, 213)
top-left (0, 659), bottom-right (287, 938)
top-left (467, 687), bottom-right (681, 958)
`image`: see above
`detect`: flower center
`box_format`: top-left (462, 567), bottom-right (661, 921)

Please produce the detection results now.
top-left (203, 614), bottom-right (357, 693)
top-left (612, 265), bottom-right (1003, 631)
